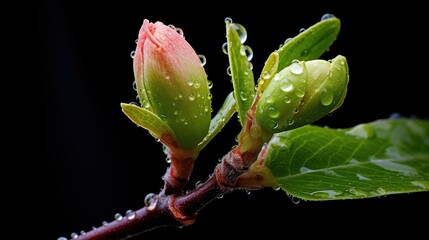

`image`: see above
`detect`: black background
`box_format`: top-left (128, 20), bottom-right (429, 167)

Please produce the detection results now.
top-left (37, 1), bottom-right (428, 239)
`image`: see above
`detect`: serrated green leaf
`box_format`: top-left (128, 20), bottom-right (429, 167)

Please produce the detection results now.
top-left (121, 103), bottom-right (175, 140)
top-left (226, 22), bottom-right (255, 127)
top-left (277, 17), bottom-right (341, 72)
top-left (198, 92), bottom-right (236, 151)
top-left (265, 118), bottom-right (429, 200)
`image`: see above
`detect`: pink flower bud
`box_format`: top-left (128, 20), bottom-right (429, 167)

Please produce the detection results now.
top-left (133, 19), bottom-right (211, 148)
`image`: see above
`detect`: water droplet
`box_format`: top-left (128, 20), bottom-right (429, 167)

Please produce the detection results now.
top-left (198, 54), bottom-right (206, 66)
top-left (144, 193), bottom-right (159, 211)
top-left (295, 88), bottom-right (305, 97)
top-left (207, 80), bottom-right (213, 89)
top-left (268, 107), bottom-right (280, 119)
top-left (126, 210), bottom-right (136, 220)
top-left (71, 232), bottom-right (79, 239)
top-left (165, 75), bottom-right (170, 80)
top-left (114, 213), bottom-right (123, 221)
top-left (269, 120), bottom-right (279, 130)
top-left (80, 230), bottom-right (86, 235)
top-left (248, 62), bottom-right (253, 70)
top-left (168, 24), bottom-right (176, 30)
top-left (231, 23), bottom-right (247, 43)
top-left (222, 42), bottom-right (228, 54)
top-left (207, 93), bottom-right (213, 100)
top-left (320, 88), bottom-right (333, 106)
top-left (245, 190), bottom-right (251, 195)
top-left (273, 186), bottom-right (281, 191)
top-left (165, 157), bottom-right (171, 163)
top-left (311, 190), bottom-right (339, 198)
top-left (227, 66), bottom-right (232, 76)
top-left (102, 221), bottom-right (108, 226)
top-left (130, 51), bottom-right (135, 58)
top-left (290, 62), bottom-right (303, 75)
top-left (176, 27), bottom-right (184, 37)
top-left (195, 180), bottom-right (203, 188)
top-left (321, 13), bottom-right (336, 21)
top-left (356, 174), bottom-right (370, 180)
top-left (280, 79), bottom-right (294, 92)
top-left (284, 38), bottom-right (293, 44)
top-left (132, 81), bottom-right (137, 90)
top-left (262, 71), bottom-right (271, 80)
top-left (129, 101), bottom-right (139, 107)
top-left (347, 188), bottom-right (368, 197)
top-left (224, 17), bottom-right (233, 24)
top-left (299, 28), bottom-right (306, 33)
top-left (135, 95), bottom-right (140, 103)
top-left (240, 91), bottom-right (248, 101)
top-left (273, 74), bottom-right (280, 82)
top-left (375, 187), bottom-right (387, 195)
top-left (57, 237), bottom-right (67, 240)
top-left (293, 107), bottom-right (299, 114)
top-left (389, 112), bottom-right (402, 119)
top-left (92, 226), bottom-right (97, 230)
top-left (240, 45), bottom-right (253, 61)
top-left (217, 194), bottom-right (224, 199)
top-left (141, 99), bottom-right (150, 109)
top-left (288, 118), bottom-right (294, 125)
top-left (194, 81), bottom-right (201, 89)
top-left (291, 197), bottom-right (300, 204)
top-left (135, 38), bottom-right (139, 44)
top-left (340, 59), bottom-right (345, 65)
top-left (178, 93), bottom-right (183, 99)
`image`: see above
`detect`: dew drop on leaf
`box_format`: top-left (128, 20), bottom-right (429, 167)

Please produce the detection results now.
top-left (321, 13), bottom-right (336, 21)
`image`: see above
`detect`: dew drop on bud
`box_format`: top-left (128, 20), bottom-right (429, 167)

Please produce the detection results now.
top-left (194, 81), bottom-right (201, 89)
top-left (92, 226), bottom-right (97, 231)
top-left (102, 221), bottom-right (108, 226)
top-left (217, 194), bottom-right (224, 199)
top-left (144, 193), bottom-right (159, 211)
top-left (281, 79), bottom-right (294, 92)
top-left (299, 28), bottom-right (306, 33)
top-left (130, 51), bottom-right (135, 58)
top-left (224, 17), bottom-right (233, 24)
top-left (187, 81), bottom-right (194, 87)
top-left (57, 237), bottom-right (67, 240)
top-left (168, 24), bottom-right (176, 30)
top-left (132, 81), bottom-right (137, 91)
top-left (268, 107), bottom-right (280, 119)
top-left (126, 210), bottom-right (136, 220)
top-left (231, 23), bottom-right (247, 43)
top-left (135, 39), bottom-right (139, 44)
top-left (71, 232), bottom-right (79, 239)
top-left (321, 13), bottom-right (336, 21)
top-left (114, 213), bottom-right (123, 221)
top-left (288, 118), bottom-right (295, 125)
top-left (290, 62), bottom-right (303, 75)
top-left (222, 42), bottom-right (228, 54)
top-left (198, 54), bottom-right (206, 66)
top-left (295, 88), bottom-right (305, 98)
top-left (80, 231), bottom-right (86, 235)
top-left (207, 80), bottom-right (213, 89)
top-left (189, 93), bottom-right (195, 101)
top-left (129, 102), bottom-right (139, 107)
top-left (176, 27), bottom-right (184, 37)
top-left (320, 88), bottom-right (333, 106)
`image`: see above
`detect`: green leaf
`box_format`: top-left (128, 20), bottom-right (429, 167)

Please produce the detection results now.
top-left (256, 52), bottom-right (279, 97)
top-left (265, 118), bottom-right (429, 200)
top-left (198, 92), bottom-right (236, 151)
top-left (226, 22), bottom-right (255, 127)
top-left (277, 17), bottom-right (341, 72)
top-left (121, 103), bottom-right (175, 140)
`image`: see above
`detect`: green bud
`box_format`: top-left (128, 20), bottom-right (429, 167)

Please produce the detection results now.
top-left (255, 55), bottom-right (349, 134)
